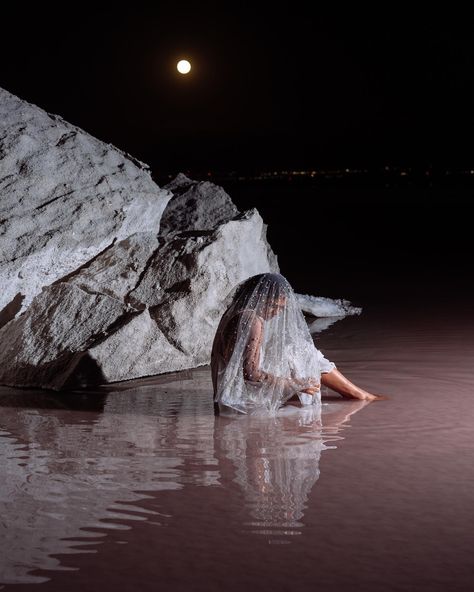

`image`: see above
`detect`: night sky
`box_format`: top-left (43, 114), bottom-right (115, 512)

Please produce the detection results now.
top-left (2, 4), bottom-right (473, 304)
top-left (2, 4), bottom-right (473, 173)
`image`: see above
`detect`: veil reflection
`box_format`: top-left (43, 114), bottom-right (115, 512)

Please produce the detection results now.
top-left (214, 399), bottom-right (368, 539)
top-left (0, 368), bottom-right (369, 585)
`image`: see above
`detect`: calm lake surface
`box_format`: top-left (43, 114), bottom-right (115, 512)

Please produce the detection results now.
top-left (1, 176), bottom-right (473, 590)
top-left (1, 299), bottom-right (473, 591)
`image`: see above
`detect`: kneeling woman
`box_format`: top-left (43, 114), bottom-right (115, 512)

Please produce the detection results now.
top-left (211, 273), bottom-right (383, 415)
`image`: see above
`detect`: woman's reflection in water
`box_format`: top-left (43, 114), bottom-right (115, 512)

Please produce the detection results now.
top-left (213, 399), bottom-right (369, 539)
top-left (0, 375), bottom-right (371, 584)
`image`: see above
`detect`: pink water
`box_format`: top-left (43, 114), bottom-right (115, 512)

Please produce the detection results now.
top-left (1, 303), bottom-right (473, 591)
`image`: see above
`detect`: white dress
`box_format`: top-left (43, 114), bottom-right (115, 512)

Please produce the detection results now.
top-left (211, 273), bottom-right (338, 414)
top-left (297, 348), bottom-right (336, 406)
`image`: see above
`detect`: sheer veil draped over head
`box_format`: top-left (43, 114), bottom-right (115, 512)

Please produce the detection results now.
top-left (211, 273), bottom-right (322, 414)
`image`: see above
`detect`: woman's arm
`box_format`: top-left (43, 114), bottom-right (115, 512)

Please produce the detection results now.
top-left (242, 315), bottom-right (271, 382)
top-left (243, 317), bottom-right (319, 396)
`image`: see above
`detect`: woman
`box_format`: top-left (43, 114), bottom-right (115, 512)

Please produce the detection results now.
top-left (211, 272), bottom-right (383, 414)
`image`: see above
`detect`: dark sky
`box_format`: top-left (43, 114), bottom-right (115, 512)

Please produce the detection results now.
top-left (1, 4), bottom-right (473, 173)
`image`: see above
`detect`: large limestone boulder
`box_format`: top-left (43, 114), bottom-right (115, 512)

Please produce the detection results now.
top-left (0, 86), bottom-right (171, 327)
top-left (0, 209), bottom-right (274, 389)
top-left (0, 87), bottom-right (359, 390)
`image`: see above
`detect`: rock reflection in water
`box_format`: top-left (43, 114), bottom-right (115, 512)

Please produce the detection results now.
top-left (0, 370), bottom-right (367, 585)
top-left (0, 371), bottom-right (217, 585)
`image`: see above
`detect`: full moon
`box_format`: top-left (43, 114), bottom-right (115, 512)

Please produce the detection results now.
top-left (177, 59), bottom-right (191, 74)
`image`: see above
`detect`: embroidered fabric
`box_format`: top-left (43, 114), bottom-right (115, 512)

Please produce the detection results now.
top-left (211, 273), bottom-right (334, 414)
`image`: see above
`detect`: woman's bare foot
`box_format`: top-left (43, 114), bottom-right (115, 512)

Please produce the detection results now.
top-left (339, 390), bottom-right (388, 401)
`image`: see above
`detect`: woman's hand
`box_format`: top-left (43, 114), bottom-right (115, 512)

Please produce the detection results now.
top-left (301, 376), bottom-right (320, 396)
top-left (301, 384), bottom-right (320, 396)
top-left (288, 369), bottom-right (320, 396)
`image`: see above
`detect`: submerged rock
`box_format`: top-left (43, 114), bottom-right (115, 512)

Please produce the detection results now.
top-left (307, 316), bottom-right (347, 334)
top-left (295, 293), bottom-right (362, 317)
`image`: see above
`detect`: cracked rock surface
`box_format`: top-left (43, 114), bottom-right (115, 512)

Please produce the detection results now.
top-left (0, 86), bottom-right (171, 324)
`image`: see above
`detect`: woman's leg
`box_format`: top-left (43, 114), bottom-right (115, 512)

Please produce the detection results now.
top-left (321, 368), bottom-right (385, 401)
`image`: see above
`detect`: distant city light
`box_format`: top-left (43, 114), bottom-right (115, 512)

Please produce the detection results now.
top-left (163, 167), bottom-right (473, 183)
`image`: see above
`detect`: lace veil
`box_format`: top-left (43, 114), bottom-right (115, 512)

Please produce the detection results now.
top-left (211, 273), bottom-right (321, 414)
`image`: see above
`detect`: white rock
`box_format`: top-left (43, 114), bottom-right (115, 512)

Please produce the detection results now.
top-left (307, 316), bottom-right (347, 334)
top-left (84, 209), bottom-right (274, 383)
top-left (67, 232), bottom-right (160, 302)
top-left (0, 283), bottom-right (129, 389)
top-left (0, 209), bottom-right (275, 389)
top-left (296, 293), bottom-right (362, 317)
top-left (0, 86), bottom-right (171, 325)
top-left (160, 173), bottom-right (239, 237)
top-left (161, 173), bottom-right (279, 273)
top-left (82, 310), bottom-right (190, 384)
